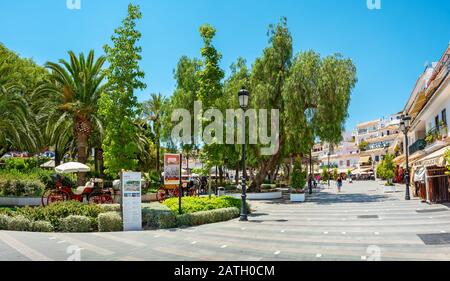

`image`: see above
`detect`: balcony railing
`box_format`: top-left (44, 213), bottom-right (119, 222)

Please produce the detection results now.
top-left (409, 139), bottom-right (426, 155)
top-left (425, 126), bottom-right (448, 146)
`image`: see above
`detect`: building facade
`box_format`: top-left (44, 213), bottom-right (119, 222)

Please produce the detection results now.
top-left (397, 43), bottom-right (450, 203)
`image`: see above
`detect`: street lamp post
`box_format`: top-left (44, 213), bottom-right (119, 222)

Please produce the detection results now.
top-left (238, 87), bottom-right (249, 222)
top-left (400, 115), bottom-right (412, 201)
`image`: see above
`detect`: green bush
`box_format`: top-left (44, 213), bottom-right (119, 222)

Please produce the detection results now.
top-left (176, 207), bottom-right (240, 227)
top-left (60, 215), bottom-right (92, 233)
top-left (32, 221), bottom-right (54, 232)
top-left (98, 212), bottom-right (123, 232)
top-left (0, 179), bottom-right (45, 197)
top-left (15, 201), bottom-right (104, 231)
top-left (261, 184), bottom-right (276, 190)
top-left (99, 204), bottom-right (121, 212)
top-left (8, 215), bottom-right (32, 231)
top-left (0, 214), bottom-right (11, 230)
top-left (142, 203), bottom-right (177, 229)
top-left (163, 196), bottom-right (247, 215)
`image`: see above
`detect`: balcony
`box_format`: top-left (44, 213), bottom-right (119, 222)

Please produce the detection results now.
top-left (425, 126), bottom-right (448, 147)
top-left (409, 139), bottom-right (426, 155)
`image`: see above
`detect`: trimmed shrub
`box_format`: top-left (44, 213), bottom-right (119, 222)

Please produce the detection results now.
top-left (0, 214), bottom-right (12, 230)
top-left (98, 212), bottom-right (123, 232)
top-left (16, 201), bottom-right (104, 231)
top-left (176, 207), bottom-right (240, 227)
top-left (98, 204), bottom-right (121, 212)
top-left (8, 215), bottom-right (32, 231)
top-left (60, 215), bottom-right (92, 233)
top-left (0, 179), bottom-right (44, 197)
top-left (32, 221), bottom-right (54, 233)
top-left (163, 196), bottom-right (248, 215)
top-left (261, 184), bottom-right (277, 190)
top-left (142, 203), bottom-right (177, 229)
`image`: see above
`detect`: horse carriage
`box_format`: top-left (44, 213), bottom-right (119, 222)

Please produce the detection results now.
top-left (41, 162), bottom-right (114, 206)
top-left (156, 175), bottom-right (201, 202)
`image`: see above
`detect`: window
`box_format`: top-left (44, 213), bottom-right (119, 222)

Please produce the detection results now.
top-left (375, 156), bottom-right (380, 162)
top-left (347, 160), bottom-right (351, 167)
top-left (435, 115), bottom-right (440, 129)
top-left (442, 109), bottom-right (447, 125)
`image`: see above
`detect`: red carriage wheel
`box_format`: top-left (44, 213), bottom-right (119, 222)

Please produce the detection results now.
top-left (188, 188), bottom-right (198, 197)
top-left (157, 187), bottom-right (167, 203)
top-left (46, 190), bottom-right (68, 205)
top-left (41, 189), bottom-right (53, 206)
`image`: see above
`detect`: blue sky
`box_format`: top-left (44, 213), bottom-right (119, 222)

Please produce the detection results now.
top-left (1, 0), bottom-right (449, 130)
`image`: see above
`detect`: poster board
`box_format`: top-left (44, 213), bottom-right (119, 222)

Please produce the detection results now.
top-left (121, 171), bottom-right (142, 231)
top-left (164, 154), bottom-right (182, 186)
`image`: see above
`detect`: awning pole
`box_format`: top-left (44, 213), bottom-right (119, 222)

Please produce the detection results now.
top-left (425, 172), bottom-right (430, 203)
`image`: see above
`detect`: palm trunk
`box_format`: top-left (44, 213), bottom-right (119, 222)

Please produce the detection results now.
top-left (156, 141), bottom-right (161, 174)
top-left (76, 133), bottom-right (88, 186)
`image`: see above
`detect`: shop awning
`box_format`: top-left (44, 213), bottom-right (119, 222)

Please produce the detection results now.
top-left (409, 91), bottom-right (427, 119)
top-left (414, 147), bottom-right (449, 168)
top-left (414, 167), bottom-right (426, 182)
top-left (353, 167), bottom-right (373, 175)
top-left (359, 156), bottom-right (371, 165)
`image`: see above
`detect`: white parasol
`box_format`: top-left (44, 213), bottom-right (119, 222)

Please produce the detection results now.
top-left (55, 162), bottom-right (91, 174)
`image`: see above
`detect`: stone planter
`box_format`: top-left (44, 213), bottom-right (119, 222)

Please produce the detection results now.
top-left (290, 193), bottom-right (306, 202)
top-left (0, 197), bottom-right (43, 207)
top-left (383, 185), bottom-right (396, 193)
top-left (228, 191), bottom-right (282, 200)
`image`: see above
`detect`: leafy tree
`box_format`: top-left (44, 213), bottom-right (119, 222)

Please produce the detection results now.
top-left (100, 4), bottom-right (146, 176)
top-left (33, 50), bottom-right (106, 185)
top-left (291, 158), bottom-right (306, 191)
top-left (321, 167), bottom-right (330, 183)
top-left (359, 141), bottom-right (369, 151)
top-left (377, 154), bottom-right (395, 184)
top-left (333, 168), bottom-right (339, 180)
top-left (142, 93), bottom-right (167, 174)
top-left (249, 18), bottom-right (357, 191)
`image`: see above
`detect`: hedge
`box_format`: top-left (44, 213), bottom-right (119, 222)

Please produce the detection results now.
top-left (0, 179), bottom-right (44, 197)
top-left (15, 201), bottom-right (104, 231)
top-left (163, 196), bottom-right (248, 215)
top-left (32, 221), bottom-right (54, 232)
top-left (142, 203), bottom-right (177, 229)
top-left (98, 212), bottom-right (123, 232)
top-left (60, 215), bottom-right (92, 233)
top-left (176, 207), bottom-right (240, 227)
top-left (8, 216), bottom-right (32, 231)
top-left (0, 214), bottom-right (11, 230)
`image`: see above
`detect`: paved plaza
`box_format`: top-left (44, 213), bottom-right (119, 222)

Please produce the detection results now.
top-left (1, 181), bottom-right (450, 261)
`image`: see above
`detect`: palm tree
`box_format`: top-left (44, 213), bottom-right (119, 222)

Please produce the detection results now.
top-left (142, 93), bottom-right (166, 174)
top-left (33, 50), bottom-right (106, 185)
top-left (0, 85), bottom-right (34, 154)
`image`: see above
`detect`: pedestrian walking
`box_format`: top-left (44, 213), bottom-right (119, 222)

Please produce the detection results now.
top-left (337, 176), bottom-right (343, 193)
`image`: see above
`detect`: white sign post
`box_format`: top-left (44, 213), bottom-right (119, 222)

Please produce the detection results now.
top-left (121, 171), bottom-right (142, 231)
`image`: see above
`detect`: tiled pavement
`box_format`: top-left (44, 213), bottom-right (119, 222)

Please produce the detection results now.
top-left (1, 181), bottom-right (450, 261)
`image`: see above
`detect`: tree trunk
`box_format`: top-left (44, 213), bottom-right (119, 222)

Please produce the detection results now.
top-left (76, 133), bottom-right (88, 186)
top-left (250, 137), bottom-right (285, 192)
top-left (55, 148), bottom-right (61, 167)
top-left (156, 141), bottom-right (160, 174)
top-left (235, 164), bottom-right (240, 186)
top-left (219, 166), bottom-right (224, 186)
top-left (95, 148), bottom-right (104, 178)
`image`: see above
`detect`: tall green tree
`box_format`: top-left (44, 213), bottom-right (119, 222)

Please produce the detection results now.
top-left (33, 50), bottom-right (106, 185)
top-left (100, 4), bottom-right (146, 176)
top-left (142, 93), bottom-right (166, 174)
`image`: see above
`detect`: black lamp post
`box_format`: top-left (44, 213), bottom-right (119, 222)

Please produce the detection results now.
top-left (238, 87), bottom-right (249, 222)
top-left (400, 115), bottom-right (412, 201)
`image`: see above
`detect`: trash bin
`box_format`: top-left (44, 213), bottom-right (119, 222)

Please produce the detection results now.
top-left (217, 187), bottom-right (226, 197)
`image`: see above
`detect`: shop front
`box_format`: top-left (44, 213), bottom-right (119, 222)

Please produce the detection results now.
top-left (413, 147), bottom-right (450, 204)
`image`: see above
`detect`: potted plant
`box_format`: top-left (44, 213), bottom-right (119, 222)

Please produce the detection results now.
top-left (425, 133), bottom-right (435, 144)
top-left (290, 159), bottom-right (306, 202)
top-left (440, 121), bottom-right (448, 138)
